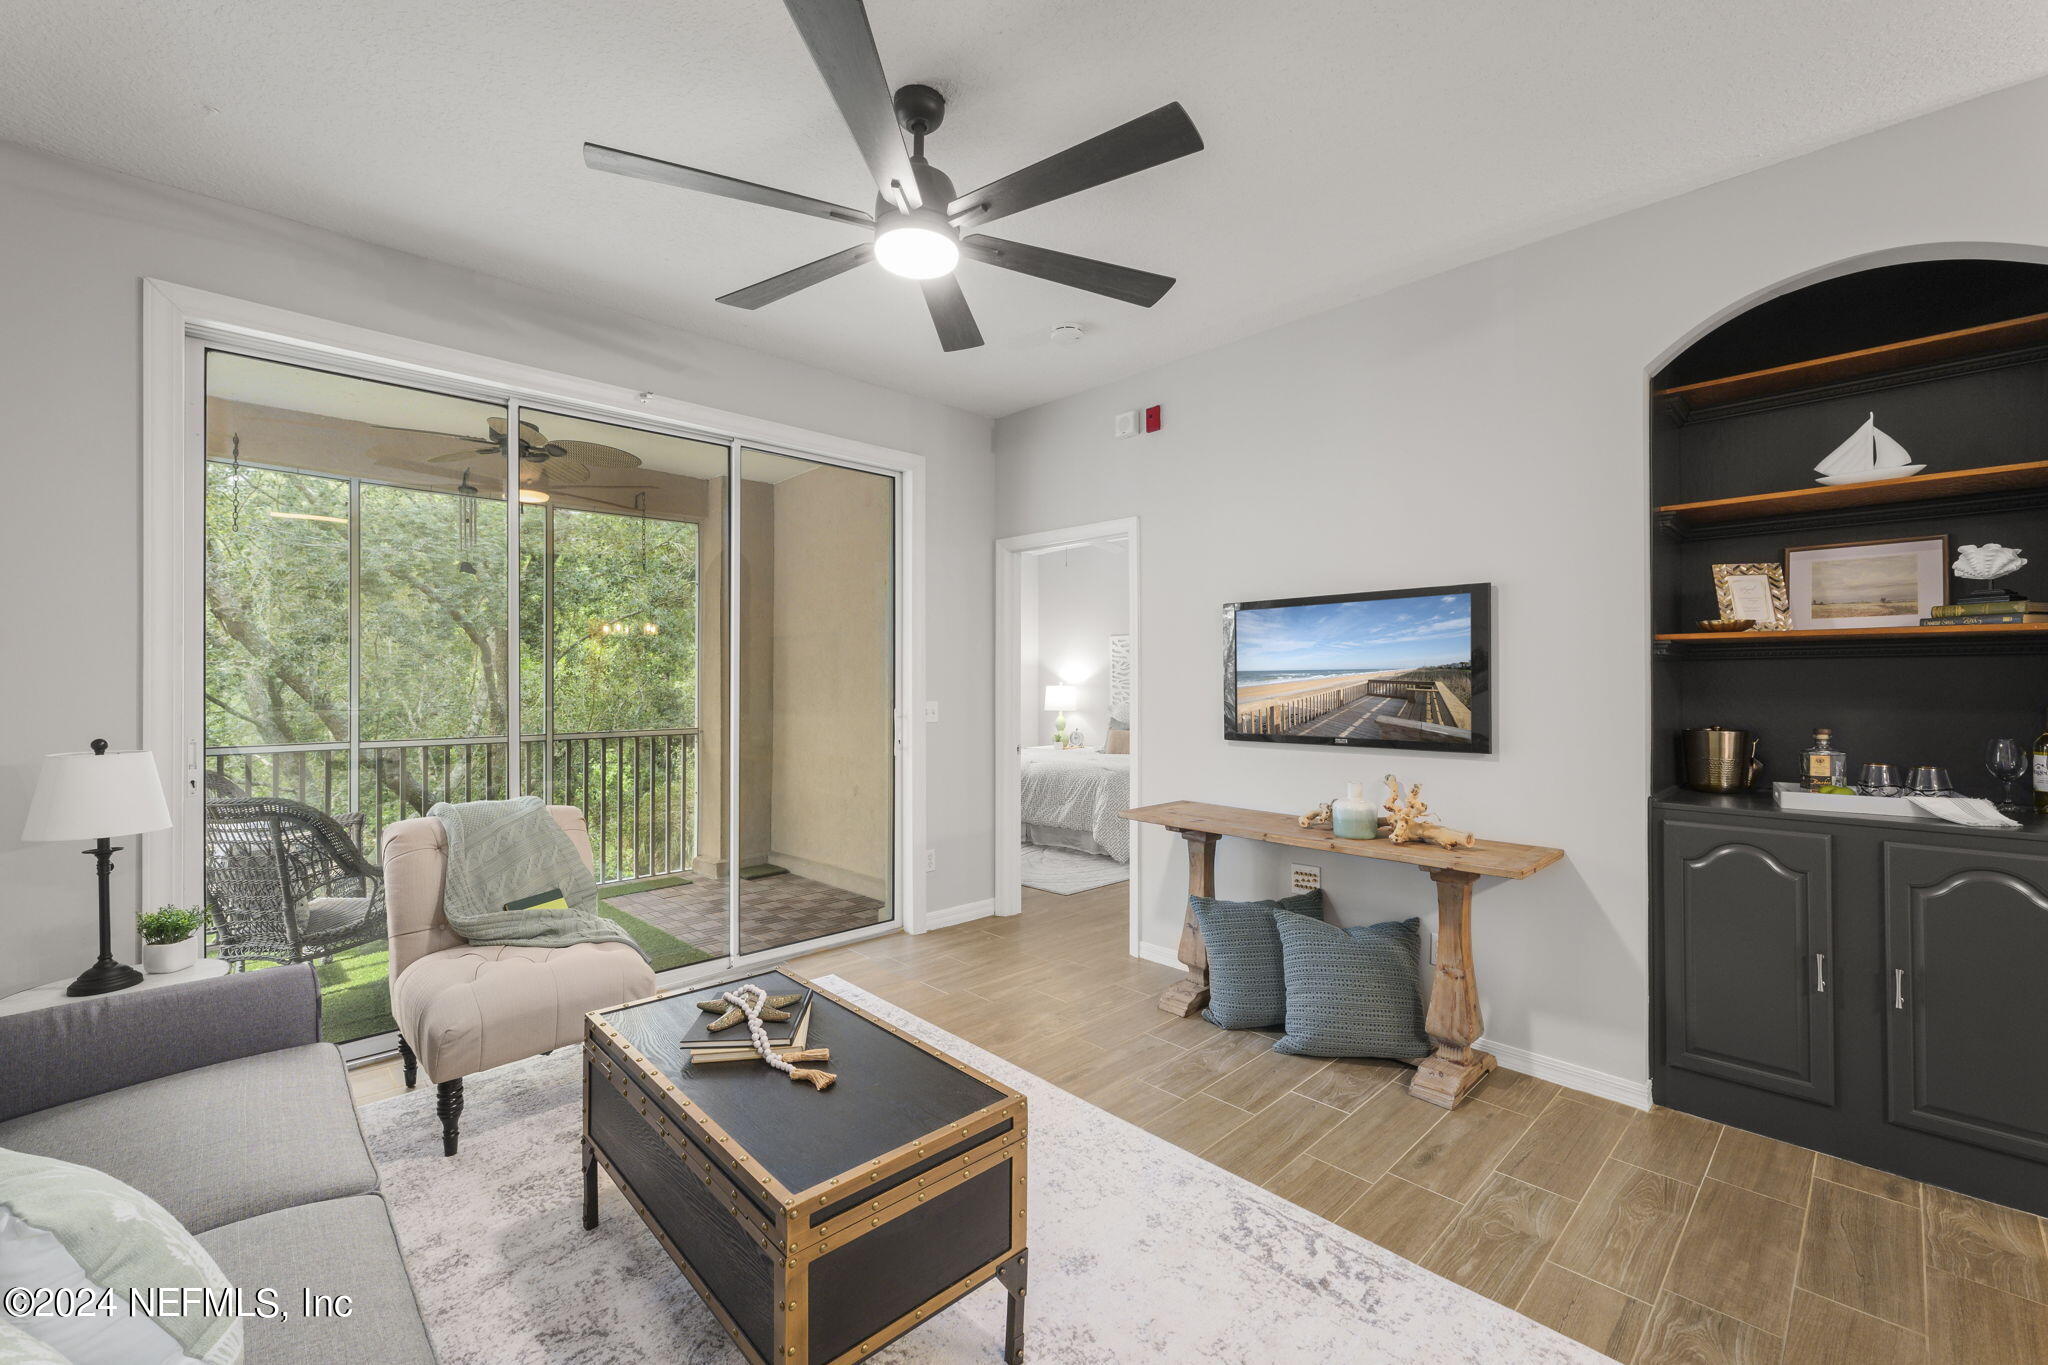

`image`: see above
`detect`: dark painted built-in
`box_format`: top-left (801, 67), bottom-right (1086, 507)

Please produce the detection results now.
top-left (1649, 258), bottom-right (2048, 1215)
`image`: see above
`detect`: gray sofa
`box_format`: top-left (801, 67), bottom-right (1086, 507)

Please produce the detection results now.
top-left (0, 966), bottom-right (435, 1362)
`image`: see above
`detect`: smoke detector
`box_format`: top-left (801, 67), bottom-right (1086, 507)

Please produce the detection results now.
top-left (1049, 323), bottom-right (1085, 347)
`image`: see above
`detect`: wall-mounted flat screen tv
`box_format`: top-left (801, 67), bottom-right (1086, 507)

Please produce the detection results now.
top-left (1223, 583), bottom-right (1492, 753)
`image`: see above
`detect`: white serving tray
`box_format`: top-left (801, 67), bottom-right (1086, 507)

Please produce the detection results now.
top-left (1771, 782), bottom-right (1917, 816)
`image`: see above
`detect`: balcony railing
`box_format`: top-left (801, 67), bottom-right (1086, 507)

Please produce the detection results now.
top-left (204, 728), bottom-right (697, 885)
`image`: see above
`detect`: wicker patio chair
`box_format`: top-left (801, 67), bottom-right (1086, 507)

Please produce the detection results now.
top-left (203, 769), bottom-right (368, 849)
top-left (203, 797), bottom-right (387, 968)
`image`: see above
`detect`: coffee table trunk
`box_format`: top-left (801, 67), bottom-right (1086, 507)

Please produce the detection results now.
top-left (582, 971), bottom-right (1028, 1364)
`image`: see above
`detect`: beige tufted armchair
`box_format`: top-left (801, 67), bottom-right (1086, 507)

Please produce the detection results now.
top-left (380, 806), bottom-right (656, 1155)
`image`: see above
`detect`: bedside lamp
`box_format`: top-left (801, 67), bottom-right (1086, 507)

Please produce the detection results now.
top-left (1043, 685), bottom-right (1079, 748)
top-left (22, 740), bottom-right (172, 997)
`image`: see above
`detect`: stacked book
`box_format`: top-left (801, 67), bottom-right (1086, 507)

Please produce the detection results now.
top-left (683, 987), bottom-right (816, 1064)
top-left (1920, 601), bottom-right (2048, 626)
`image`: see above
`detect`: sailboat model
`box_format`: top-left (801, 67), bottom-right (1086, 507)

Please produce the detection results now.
top-left (1813, 412), bottom-right (1926, 486)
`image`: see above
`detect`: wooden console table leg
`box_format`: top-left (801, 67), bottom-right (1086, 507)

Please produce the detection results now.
top-left (1157, 830), bottom-right (1220, 1017)
top-left (1409, 868), bottom-right (1496, 1109)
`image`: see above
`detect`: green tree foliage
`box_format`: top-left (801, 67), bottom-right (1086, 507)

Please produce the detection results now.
top-left (205, 462), bottom-right (698, 880)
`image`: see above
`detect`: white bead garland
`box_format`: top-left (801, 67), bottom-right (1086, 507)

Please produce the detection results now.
top-left (721, 984), bottom-right (797, 1076)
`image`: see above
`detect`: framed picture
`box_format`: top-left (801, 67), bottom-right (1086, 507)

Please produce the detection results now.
top-left (1712, 563), bottom-right (1790, 631)
top-left (1784, 535), bottom-right (1949, 630)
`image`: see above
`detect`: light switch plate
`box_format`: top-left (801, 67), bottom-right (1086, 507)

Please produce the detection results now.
top-left (1289, 863), bottom-right (1321, 894)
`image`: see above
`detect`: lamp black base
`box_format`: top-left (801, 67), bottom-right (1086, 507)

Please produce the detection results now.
top-left (66, 958), bottom-right (144, 997)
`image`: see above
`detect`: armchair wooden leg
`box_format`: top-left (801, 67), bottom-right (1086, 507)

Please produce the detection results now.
top-left (436, 1079), bottom-right (464, 1157)
top-left (397, 1037), bottom-right (418, 1090)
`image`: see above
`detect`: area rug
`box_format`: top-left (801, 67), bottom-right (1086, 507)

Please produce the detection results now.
top-left (1019, 842), bottom-right (1129, 895)
top-left (358, 977), bottom-right (1606, 1365)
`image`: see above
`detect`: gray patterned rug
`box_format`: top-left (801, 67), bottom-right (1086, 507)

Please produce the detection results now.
top-left (358, 977), bottom-right (1606, 1364)
top-left (1019, 843), bottom-right (1129, 895)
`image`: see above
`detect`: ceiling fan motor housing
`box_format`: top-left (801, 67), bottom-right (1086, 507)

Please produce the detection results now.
top-left (873, 156), bottom-right (961, 278)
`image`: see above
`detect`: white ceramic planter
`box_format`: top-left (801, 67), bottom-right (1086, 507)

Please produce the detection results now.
top-left (142, 936), bottom-right (200, 975)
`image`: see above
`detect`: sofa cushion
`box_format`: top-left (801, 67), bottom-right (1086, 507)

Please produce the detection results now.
top-left (0, 1043), bottom-right (377, 1236)
top-left (0, 1146), bottom-right (244, 1364)
top-left (1273, 913), bottom-right (1432, 1060)
top-left (198, 1195), bottom-right (435, 1364)
top-left (392, 940), bottom-right (655, 1082)
top-left (1192, 889), bottom-right (1325, 1030)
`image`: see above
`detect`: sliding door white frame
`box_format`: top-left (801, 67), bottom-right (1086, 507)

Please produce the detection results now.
top-left (140, 281), bottom-right (929, 980)
top-left (992, 517), bottom-right (1141, 960)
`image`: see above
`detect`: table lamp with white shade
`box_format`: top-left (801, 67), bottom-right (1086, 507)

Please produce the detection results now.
top-left (21, 740), bottom-right (172, 997)
top-left (1043, 684), bottom-right (1079, 748)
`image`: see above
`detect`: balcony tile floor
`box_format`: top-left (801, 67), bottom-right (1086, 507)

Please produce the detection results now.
top-left (606, 872), bottom-right (887, 957)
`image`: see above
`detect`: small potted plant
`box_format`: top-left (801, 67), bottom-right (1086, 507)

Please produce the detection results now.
top-left (137, 905), bottom-right (204, 975)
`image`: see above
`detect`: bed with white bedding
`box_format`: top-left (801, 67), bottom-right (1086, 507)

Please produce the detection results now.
top-left (1019, 745), bottom-right (1131, 863)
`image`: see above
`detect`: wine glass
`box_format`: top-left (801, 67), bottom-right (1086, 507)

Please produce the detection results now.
top-left (1985, 738), bottom-right (2027, 810)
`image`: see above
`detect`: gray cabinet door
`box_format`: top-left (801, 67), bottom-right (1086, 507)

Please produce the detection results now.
top-left (1661, 820), bottom-right (1835, 1102)
top-left (1884, 842), bottom-right (2048, 1162)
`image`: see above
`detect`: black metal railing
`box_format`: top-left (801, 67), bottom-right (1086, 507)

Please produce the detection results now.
top-left (204, 728), bottom-right (696, 885)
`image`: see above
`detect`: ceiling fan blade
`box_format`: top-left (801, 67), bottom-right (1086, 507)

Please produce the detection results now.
top-left (425, 446), bottom-right (496, 464)
top-left (781, 0), bottom-right (921, 209)
top-left (960, 235), bottom-right (1174, 307)
top-left (488, 417), bottom-right (546, 446)
top-left (583, 143), bottom-right (874, 227)
top-left (717, 243), bottom-right (874, 309)
top-left (549, 440), bottom-right (643, 469)
top-left (919, 274), bottom-right (983, 352)
top-left (949, 102), bottom-right (1202, 230)
top-left (534, 458), bottom-right (593, 488)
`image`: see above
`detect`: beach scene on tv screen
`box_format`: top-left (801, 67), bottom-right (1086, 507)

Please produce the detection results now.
top-left (1233, 592), bottom-right (1476, 745)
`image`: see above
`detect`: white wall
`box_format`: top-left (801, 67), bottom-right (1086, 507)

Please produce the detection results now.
top-left (1031, 540), bottom-right (1130, 747)
top-left (993, 76), bottom-right (2048, 1097)
top-left (0, 141), bottom-right (995, 994)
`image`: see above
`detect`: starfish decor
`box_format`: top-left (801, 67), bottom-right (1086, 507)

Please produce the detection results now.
top-left (697, 991), bottom-right (802, 1033)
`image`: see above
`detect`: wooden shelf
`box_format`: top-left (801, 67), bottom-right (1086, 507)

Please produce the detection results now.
top-left (1656, 312), bottom-right (2048, 415)
top-left (1655, 622), bottom-right (2048, 659)
top-left (1120, 800), bottom-right (1563, 880)
top-left (1657, 623), bottom-right (2048, 644)
top-left (1657, 459), bottom-right (2048, 531)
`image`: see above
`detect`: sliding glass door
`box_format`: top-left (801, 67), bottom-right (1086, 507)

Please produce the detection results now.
top-left (197, 349), bottom-right (898, 1043)
top-left (733, 447), bottom-right (896, 956)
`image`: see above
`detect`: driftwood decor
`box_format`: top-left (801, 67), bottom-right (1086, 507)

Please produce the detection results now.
top-left (1297, 800), bottom-right (1334, 830)
top-left (1381, 775), bottom-right (1476, 849)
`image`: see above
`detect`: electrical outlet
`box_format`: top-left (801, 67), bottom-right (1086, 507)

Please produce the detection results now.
top-left (1289, 863), bottom-right (1321, 894)
top-left (923, 700), bottom-right (939, 723)
top-left (924, 848), bottom-right (936, 873)
top-left (1113, 410), bottom-right (1138, 439)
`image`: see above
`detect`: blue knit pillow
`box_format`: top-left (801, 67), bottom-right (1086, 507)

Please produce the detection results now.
top-left (1273, 912), bottom-right (1431, 1060)
top-left (1194, 889), bottom-right (1324, 1030)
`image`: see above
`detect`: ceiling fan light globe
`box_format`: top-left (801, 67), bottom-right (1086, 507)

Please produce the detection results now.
top-left (874, 215), bottom-right (960, 279)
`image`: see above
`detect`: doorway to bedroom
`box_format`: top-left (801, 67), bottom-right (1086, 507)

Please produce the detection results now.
top-left (994, 520), bottom-right (1140, 946)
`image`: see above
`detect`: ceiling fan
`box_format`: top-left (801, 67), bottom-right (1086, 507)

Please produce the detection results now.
top-left (427, 417), bottom-right (646, 500)
top-left (582, 0), bottom-right (1204, 352)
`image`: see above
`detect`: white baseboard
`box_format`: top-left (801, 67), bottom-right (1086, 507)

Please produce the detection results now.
top-left (1480, 1036), bottom-right (1652, 1111)
top-left (1136, 940), bottom-right (1181, 969)
top-left (921, 898), bottom-right (995, 932)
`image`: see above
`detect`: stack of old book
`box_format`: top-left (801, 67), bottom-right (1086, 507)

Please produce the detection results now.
top-left (1921, 600), bottom-right (2048, 626)
top-left (683, 987), bottom-right (816, 1064)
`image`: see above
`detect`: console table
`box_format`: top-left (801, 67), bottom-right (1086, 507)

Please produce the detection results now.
top-left (1121, 801), bottom-right (1564, 1109)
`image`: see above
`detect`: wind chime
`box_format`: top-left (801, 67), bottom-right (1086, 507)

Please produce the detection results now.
top-left (597, 492), bottom-right (661, 637)
top-left (455, 468), bottom-right (479, 575)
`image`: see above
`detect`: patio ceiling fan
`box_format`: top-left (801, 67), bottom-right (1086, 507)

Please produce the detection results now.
top-left (429, 417), bottom-right (645, 496)
top-left (581, 0), bottom-right (1204, 351)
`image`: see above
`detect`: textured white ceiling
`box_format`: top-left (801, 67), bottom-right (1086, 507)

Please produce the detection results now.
top-left (8, 2), bottom-right (2048, 416)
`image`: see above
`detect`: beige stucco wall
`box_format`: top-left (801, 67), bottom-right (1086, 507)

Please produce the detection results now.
top-left (765, 463), bottom-right (894, 900)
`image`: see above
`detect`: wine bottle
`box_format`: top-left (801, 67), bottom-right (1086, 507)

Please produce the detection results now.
top-left (2034, 710), bottom-right (2048, 814)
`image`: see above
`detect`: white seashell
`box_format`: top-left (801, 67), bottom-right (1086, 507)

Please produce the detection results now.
top-left (1953, 543), bottom-right (2028, 581)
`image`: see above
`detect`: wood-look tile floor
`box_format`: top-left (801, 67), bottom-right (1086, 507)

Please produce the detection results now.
top-left (349, 885), bottom-right (2048, 1365)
